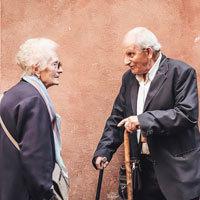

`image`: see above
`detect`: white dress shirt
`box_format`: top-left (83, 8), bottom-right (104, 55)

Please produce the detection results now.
top-left (136, 53), bottom-right (162, 154)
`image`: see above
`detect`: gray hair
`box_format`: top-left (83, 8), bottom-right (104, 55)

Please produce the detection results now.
top-left (16, 38), bottom-right (59, 75)
top-left (123, 27), bottom-right (161, 52)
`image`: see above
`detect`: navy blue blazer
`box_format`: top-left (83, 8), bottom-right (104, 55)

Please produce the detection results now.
top-left (93, 55), bottom-right (200, 200)
top-left (0, 80), bottom-right (55, 200)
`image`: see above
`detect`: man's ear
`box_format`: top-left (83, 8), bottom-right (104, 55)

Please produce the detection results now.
top-left (145, 47), bottom-right (154, 59)
top-left (32, 64), bottom-right (41, 78)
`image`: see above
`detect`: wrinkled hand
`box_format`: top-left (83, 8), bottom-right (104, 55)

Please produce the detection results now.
top-left (95, 157), bottom-right (109, 170)
top-left (117, 116), bottom-right (140, 133)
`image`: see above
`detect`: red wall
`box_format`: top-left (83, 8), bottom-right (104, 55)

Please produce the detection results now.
top-left (1, 1), bottom-right (200, 199)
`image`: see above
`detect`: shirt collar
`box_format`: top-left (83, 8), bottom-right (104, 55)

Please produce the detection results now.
top-left (148, 52), bottom-right (162, 81)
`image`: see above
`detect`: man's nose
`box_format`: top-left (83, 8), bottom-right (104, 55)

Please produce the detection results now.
top-left (124, 56), bottom-right (131, 65)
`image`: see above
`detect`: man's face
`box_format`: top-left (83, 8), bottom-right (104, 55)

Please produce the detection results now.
top-left (123, 44), bottom-right (152, 75)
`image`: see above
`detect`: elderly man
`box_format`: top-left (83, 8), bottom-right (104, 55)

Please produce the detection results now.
top-left (92, 27), bottom-right (200, 200)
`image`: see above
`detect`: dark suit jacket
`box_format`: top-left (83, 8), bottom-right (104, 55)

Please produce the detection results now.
top-left (93, 55), bottom-right (200, 200)
top-left (0, 80), bottom-right (55, 200)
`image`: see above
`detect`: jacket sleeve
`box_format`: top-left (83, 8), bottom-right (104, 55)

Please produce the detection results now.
top-left (138, 68), bottom-right (199, 136)
top-left (17, 96), bottom-right (55, 200)
top-left (93, 75), bottom-right (126, 164)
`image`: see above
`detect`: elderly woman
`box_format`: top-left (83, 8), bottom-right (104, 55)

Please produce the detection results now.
top-left (0, 38), bottom-right (68, 200)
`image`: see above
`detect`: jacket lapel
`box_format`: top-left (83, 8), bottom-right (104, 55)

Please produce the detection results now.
top-left (143, 55), bottom-right (169, 111)
top-left (130, 74), bottom-right (139, 115)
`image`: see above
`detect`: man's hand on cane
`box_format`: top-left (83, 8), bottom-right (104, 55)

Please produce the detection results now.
top-left (118, 116), bottom-right (147, 141)
top-left (95, 157), bottom-right (109, 170)
top-left (117, 116), bottom-right (140, 132)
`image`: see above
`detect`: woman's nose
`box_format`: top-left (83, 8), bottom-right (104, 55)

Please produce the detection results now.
top-left (58, 66), bottom-right (63, 73)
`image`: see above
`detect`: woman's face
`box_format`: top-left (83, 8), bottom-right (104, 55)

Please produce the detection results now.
top-left (39, 56), bottom-right (63, 88)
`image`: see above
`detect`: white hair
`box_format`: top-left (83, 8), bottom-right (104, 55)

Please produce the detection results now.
top-left (16, 38), bottom-right (59, 75)
top-left (123, 27), bottom-right (161, 52)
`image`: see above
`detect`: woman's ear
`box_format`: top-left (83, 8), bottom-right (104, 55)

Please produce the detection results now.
top-left (32, 64), bottom-right (41, 78)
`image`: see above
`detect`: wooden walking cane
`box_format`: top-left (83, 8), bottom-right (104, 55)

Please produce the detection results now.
top-left (124, 129), bottom-right (133, 200)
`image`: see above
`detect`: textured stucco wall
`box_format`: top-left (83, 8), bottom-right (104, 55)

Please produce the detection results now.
top-left (1, 1), bottom-right (200, 199)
